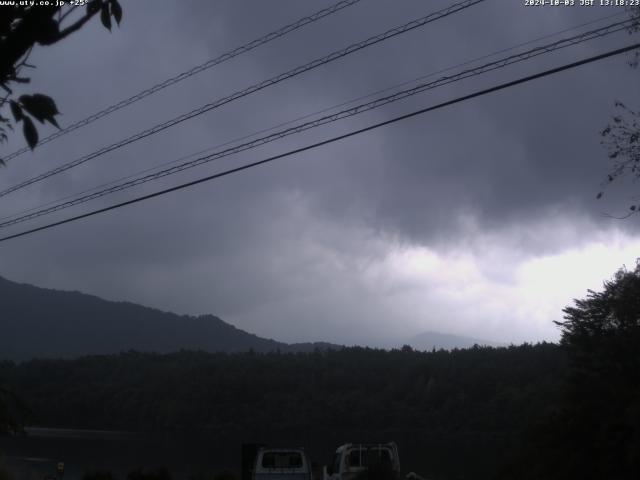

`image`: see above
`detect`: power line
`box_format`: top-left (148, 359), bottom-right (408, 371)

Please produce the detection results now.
top-left (1, 42), bottom-right (637, 244)
top-left (0, 17), bottom-right (632, 227)
top-left (0, 17), bottom-right (634, 229)
top-left (2, 8), bottom-right (625, 227)
top-left (1, 9), bottom-right (624, 225)
top-left (5, 12), bottom-right (625, 224)
top-left (0, 0), bottom-right (485, 199)
top-left (0, 0), bottom-right (362, 164)
top-left (0, 7), bottom-right (626, 222)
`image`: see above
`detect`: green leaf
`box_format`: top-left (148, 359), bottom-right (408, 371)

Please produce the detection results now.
top-left (18, 94), bottom-right (60, 128)
top-left (100, 3), bottom-right (112, 31)
top-left (9, 101), bottom-right (23, 122)
top-left (110, 0), bottom-right (122, 25)
top-left (22, 116), bottom-right (38, 150)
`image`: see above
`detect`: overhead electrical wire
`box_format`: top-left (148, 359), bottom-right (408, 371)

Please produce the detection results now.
top-left (0, 0), bottom-right (363, 163)
top-left (2, 7), bottom-right (626, 227)
top-left (0, 42), bottom-right (638, 244)
top-left (0, 0), bottom-right (485, 198)
top-left (2, 11), bottom-right (626, 224)
top-left (0, 17), bottom-right (634, 230)
top-left (2, 8), bottom-right (624, 224)
top-left (0, 16), bottom-right (632, 226)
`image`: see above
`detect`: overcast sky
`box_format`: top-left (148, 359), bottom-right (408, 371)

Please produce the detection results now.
top-left (1, 0), bottom-right (639, 346)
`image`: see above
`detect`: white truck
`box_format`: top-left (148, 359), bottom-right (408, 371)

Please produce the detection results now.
top-left (323, 443), bottom-right (401, 480)
top-left (250, 447), bottom-right (314, 480)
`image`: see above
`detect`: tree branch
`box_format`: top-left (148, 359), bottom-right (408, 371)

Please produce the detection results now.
top-left (58, 5), bottom-right (79, 26)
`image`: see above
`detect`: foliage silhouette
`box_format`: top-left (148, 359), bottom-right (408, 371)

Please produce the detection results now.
top-left (0, 466), bottom-right (10, 480)
top-left (0, 385), bottom-right (29, 434)
top-left (503, 264), bottom-right (640, 479)
top-left (0, 0), bottom-right (122, 160)
top-left (83, 471), bottom-right (116, 480)
top-left (554, 263), bottom-right (640, 479)
top-left (127, 467), bottom-right (172, 480)
top-left (189, 471), bottom-right (238, 480)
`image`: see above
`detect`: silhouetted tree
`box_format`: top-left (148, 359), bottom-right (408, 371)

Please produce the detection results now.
top-left (551, 263), bottom-right (640, 479)
top-left (127, 467), bottom-right (172, 480)
top-left (83, 471), bottom-right (116, 480)
top-left (0, 0), bottom-right (122, 158)
top-left (0, 385), bottom-right (28, 433)
top-left (189, 471), bottom-right (238, 480)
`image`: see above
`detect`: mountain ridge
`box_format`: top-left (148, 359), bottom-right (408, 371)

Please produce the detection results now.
top-left (0, 276), bottom-right (502, 360)
top-left (0, 275), bottom-right (338, 361)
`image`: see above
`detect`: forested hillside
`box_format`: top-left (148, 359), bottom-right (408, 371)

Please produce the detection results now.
top-left (0, 276), bottom-right (337, 360)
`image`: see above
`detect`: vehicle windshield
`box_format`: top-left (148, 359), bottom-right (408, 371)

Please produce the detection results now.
top-left (347, 447), bottom-right (393, 467)
top-left (261, 451), bottom-right (304, 468)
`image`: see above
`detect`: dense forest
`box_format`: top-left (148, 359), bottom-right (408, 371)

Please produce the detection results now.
top-left (0, 344), bottom-right (563, 434)
top-left (2, 344), bottom-right (563, 478)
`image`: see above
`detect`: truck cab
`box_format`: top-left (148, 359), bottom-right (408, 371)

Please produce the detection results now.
top-left (324, 443), bottom-right (400, 480)
top-left (252, 447), bottom-right (313, 480)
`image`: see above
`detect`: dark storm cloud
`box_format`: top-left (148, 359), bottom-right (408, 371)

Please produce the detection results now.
top-left (1, 0), bottom-right (639, 344)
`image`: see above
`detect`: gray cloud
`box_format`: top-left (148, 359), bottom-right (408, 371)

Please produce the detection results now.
top-left (1, 0), bottom-right (639, 345)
